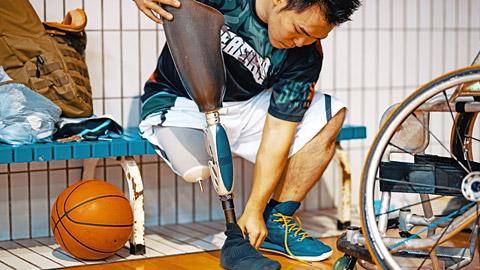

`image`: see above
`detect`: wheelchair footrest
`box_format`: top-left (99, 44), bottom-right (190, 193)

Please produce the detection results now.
top-left (336, 232), bottom-right (373, 263)
top-left (379, 154), bottom-right (479, 196)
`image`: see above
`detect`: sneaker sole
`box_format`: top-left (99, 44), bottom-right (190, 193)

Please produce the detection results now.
top-left (259, 247), bottom-right (333, 262)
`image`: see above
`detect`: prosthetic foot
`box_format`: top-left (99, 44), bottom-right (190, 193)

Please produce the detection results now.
top-left (162, 0), bottom-right (280, 268)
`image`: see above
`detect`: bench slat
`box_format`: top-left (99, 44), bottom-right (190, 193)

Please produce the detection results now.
top-left (33, 144), bottom-right (52, 162)
top-left (91, 141), bottom-right (110, 158)
top-left (0, 125), bottom-right (366, 164)
top-left (72, 142), bottom-right (92, 159)
top-left (14, 145), bottom-right (34, 163)
top-left (53, 143), bottom-right (72, 160)
top-left (110, 140), bottom-right (128, 156)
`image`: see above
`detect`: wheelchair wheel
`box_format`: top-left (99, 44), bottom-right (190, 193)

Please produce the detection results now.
top-left (360, 65), bottom-right (480, 269)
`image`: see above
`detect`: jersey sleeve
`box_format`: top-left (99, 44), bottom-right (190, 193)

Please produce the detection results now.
top-left (268, 41), bottom-right (323, 122)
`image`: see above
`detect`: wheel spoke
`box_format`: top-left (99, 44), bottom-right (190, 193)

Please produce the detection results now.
top-left (442, 91), bottom-right (473, 172)
top-left (375, 195), bottom-right (445, 217)
top-left (411, 113), bottom-right (471, 174)
top-left (465, 135), bottom-right (480, 143)
top-left (389, 142), bottom-right (416, 156)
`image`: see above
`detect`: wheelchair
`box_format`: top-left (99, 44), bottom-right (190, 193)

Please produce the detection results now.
top-left (335, 52), bottom-right (480, 269)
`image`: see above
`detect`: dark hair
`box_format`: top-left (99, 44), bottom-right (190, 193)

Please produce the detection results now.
top-left (281, 0), bottom-right (361, 25)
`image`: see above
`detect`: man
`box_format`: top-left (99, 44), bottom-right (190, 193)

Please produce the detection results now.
top-left (135, 0), bottom-right (359, 267)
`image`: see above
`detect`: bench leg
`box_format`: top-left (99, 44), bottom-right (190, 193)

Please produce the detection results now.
top-left (336, 142), bottom-right (352, 230)
top-left (119, 156), bottom-right (146, 255)
top-left (82, 158), bottom-right (100, 180)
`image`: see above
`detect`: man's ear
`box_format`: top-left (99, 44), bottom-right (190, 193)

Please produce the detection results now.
top-left (272, 0), bottom-right (287, 8)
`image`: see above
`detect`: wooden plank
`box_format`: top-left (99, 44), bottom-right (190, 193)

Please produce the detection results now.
top-left (35, 237), bottom-right (95, 266)
top-left (0, 248), bottom-right (39, 270)
top-left (142, 163), bottom-right (159, 227)
top-left (113, 247), bottom-right (146, 261)
top-left (193, 176), bottom-right (210, 222)
top-left (198, 221), bottom-right (225, 231)
top-left (15, 239), bottom-right (78, 268)
top-left (0, 261), bottom-right (13, 270)
top-left (176, 176), bottom-right (193, 224)
top-left (0, 241), bottom-right (61, 269)
top-left (103, 250), bottom-right (127, 263)
top-left (0, 174), bottom-right (9, 241)
top-left (48, 170), bottom-right (67, 230)
top-left (159, 163), bottom-right (176, 225)
top-left (105, 165), bottom-right (124, 194)
top-left (148, 226), bottom-right (217, 251)
top-left (144, 230), bottom-right (201, 253)
top-left (10, 173), bottom-right (29, 239)
top-left (143, 238), bottom-right (180, 256)
top-left (29, 171), bottom-right (49, 238)
top-left (164, 224), bottom-right (222, 249)
top-left (209, 184), bottom-right (224, 221)
top-left (181, 223), bottom-right (225, 248)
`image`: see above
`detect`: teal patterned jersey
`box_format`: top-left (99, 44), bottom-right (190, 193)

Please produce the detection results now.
top-left (141, 0), bottom-right (323, 122)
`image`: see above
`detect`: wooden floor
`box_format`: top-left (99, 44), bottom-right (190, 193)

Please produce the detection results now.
top-left (0, 210), bottom-right (344, 270)
top-left (68, 235), bottom-right (480, 270)
top-left (69, 237), bottom-right (341, 270)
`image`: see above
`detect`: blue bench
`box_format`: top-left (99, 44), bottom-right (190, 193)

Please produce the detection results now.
top-left (0, 124), bottom-right (366, 254)
top-left (0, 125), bottom-right (365, 164)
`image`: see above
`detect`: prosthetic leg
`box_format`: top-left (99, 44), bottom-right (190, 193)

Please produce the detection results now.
top-left (163, 1), bottom-right (280, 269)
top-left (163, 0), bottom-right (235, 224)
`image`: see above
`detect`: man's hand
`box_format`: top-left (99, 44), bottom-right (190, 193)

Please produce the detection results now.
top-left (133, 0), bottom-right (181, 24)
top-left (237, 210), bottom-right (267, 249)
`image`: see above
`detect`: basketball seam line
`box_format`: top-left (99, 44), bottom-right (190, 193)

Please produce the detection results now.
top-left (56, 208), bottom-right (118, 254)
top-left (53, 195), bottom-right (132, 235)
top-left (64, 195), bottom-right (133, 227)
top-left (54, 195), bottom-right (74, 256)
top-left (52, 180), bottom-right (91, 234)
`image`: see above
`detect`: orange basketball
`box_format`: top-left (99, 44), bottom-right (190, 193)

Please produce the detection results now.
top-left (50, 180), bottom-right (133, 260)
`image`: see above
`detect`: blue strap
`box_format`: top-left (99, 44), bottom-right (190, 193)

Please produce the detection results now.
top-left (389, 201), bottom-right (476, 250)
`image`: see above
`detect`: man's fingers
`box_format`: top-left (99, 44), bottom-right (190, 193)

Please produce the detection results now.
top-left (151, 0), bottom-right (181, 8)
top-left (254, 231), bottom-right (266, 249)
top-left (238, 225), bottom-right (247, 238)
top-left (140, 7), bottom-right (162, 23)
top-left (144, 1), bottom-right (174, 21)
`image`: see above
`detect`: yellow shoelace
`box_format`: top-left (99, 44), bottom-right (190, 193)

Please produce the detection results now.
top-left (272, 213), bottom-right (312, 265)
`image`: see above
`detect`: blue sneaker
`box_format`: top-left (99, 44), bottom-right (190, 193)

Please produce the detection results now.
top-left (260, 201), bottom-right (333, 262)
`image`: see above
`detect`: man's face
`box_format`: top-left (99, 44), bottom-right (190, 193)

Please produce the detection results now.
top-left (267, 2), bottom-right (334, 49)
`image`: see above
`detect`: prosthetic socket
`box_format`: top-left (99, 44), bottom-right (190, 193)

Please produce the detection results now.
top-left (163, 0), bottom-right (236, 223)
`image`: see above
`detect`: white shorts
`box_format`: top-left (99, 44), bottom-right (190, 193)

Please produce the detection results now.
top-left (139, 89), bottom-right (346, 166)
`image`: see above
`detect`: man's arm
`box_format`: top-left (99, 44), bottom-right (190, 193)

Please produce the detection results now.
top-left (237, 113), bottom-right (298, 248)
